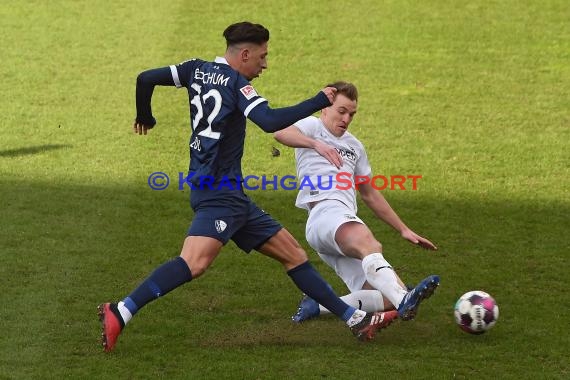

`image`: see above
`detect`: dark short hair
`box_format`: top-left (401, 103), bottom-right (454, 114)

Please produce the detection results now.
top-left (326, 81), bottom-right (358, 102)
top-left (223, 22), bottom-right (270, 47)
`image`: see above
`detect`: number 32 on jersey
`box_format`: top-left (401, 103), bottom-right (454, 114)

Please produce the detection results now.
top-left (190, 83), bottom-right (221, 140)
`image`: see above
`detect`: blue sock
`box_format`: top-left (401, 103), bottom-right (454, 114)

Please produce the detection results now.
top-left (122, 256), bottom-right (192, 315)
top-left (287, 261), bottom-right (356, 322)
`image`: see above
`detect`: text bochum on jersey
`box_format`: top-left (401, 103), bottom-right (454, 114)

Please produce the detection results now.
top-left (172, 57), bottom-right (267, 191)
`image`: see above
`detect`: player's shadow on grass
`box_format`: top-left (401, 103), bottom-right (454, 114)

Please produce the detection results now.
top-left (3, 180), bottom-right (568, 355)
top-left (0, 144), bottom-right (71, 158)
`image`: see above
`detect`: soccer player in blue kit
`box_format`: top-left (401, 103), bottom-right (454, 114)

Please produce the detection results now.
top-left (98, 22), bottom-right (399, 352)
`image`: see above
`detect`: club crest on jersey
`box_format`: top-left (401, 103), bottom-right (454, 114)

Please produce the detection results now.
top-left (215, 219), bottom-right (227, 233)
top-left (240, 85), bottom-right (258, 100)
top-left (190, 136), bottom-right (201, 151)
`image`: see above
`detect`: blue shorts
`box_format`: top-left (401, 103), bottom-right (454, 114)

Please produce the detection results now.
top-left (187, 193), bottom-right (282, 253)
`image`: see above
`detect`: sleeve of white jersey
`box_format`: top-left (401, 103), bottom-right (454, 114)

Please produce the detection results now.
top-left (355, 141), bottom-right (373, 177)
top-left (293, 116), bottom-right (319, 137)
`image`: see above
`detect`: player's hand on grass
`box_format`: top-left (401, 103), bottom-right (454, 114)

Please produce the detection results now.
top-left (401, 229), bottom-right (438, 250)
top-left (133, 121), bottom-right (153, 135)
top-left (314, 141), bottom-right (342, 169)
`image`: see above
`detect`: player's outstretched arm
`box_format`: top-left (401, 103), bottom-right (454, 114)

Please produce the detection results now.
top-left (358, 182), bottom-right (437, 250)
top-left (134, 66), bottom-right (176, 132)
top-left (274, 126), bottom-right (342, 169)
top-left (247, 87), bottom-right (336, 133)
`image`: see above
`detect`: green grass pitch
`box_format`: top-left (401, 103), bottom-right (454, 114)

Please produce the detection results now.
top-left (1, 0), bottom-right (568, 379)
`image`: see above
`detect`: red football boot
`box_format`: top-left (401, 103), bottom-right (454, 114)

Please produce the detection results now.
top-left (350, 310), bottom-right (399, 341)
top-left (97, 303), bottom-right (124, 352)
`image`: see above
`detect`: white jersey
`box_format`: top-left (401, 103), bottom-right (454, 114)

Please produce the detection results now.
top-left (294, 116), bottom-right (372, 213)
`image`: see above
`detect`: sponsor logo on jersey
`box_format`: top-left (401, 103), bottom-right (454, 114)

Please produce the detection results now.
top-left (240, 85), bottom-right (258, 100)
top-left (310, 190), bottom-right (319, 196)
top-left (344, 214), bottom-right (357, 220)
top-left (215, 220), bottom-right (227, 233)
top-left (335, 147), bottom-right (357, 161)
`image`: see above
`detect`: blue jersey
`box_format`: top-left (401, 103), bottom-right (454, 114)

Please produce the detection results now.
top-left (136, 56), bottom-right (330, 207)
top-left (170, 57), bottom-right (266, 188)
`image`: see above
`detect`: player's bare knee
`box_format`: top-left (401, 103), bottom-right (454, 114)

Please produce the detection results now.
top-left (371, 240), bottom-right (382, 253)
top-left (179, 255), bottom-right (207, 278)
top-left (190, 263), bottom-right (209, 278)
top-left (280, 247), bottom-right (308, 269)
top-left (291, 247), bottom-right (308, 264)
top-left (341, 234), bottom-right (382, 258)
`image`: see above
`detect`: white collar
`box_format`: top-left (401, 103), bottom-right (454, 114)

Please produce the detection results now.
top-left (214, 56), bottom-right (229, 65)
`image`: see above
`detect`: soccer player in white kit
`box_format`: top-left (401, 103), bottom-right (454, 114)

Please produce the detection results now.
top-left (274, 81), bottom-right (440, 322)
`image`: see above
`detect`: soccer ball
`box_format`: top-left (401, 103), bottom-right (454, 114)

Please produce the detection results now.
top-left (454, 290), bottom-right (499, 334)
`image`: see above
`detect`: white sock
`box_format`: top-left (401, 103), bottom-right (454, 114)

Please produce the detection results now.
top-left (319, 290), bottom-right (385, 314)
top-left (345, 309), bottom-right (367, 327)
top-left (361, 253), bottom-right (407, 308)
top-left (117, 301), bottom-right (133, 325)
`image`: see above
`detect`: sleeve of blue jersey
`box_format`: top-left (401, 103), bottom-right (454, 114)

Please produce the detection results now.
top-left (135, 66), bottom-right (176, 126)
top-left (135, 60), bottom-right (199, 126)
top-left (247, 92), bottom-right (331, 133)
top-left (171, 59), bottom-right (200, 88)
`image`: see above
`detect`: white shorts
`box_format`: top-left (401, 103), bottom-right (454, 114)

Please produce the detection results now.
top-left (305, 199), bottom-right (367, 292)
